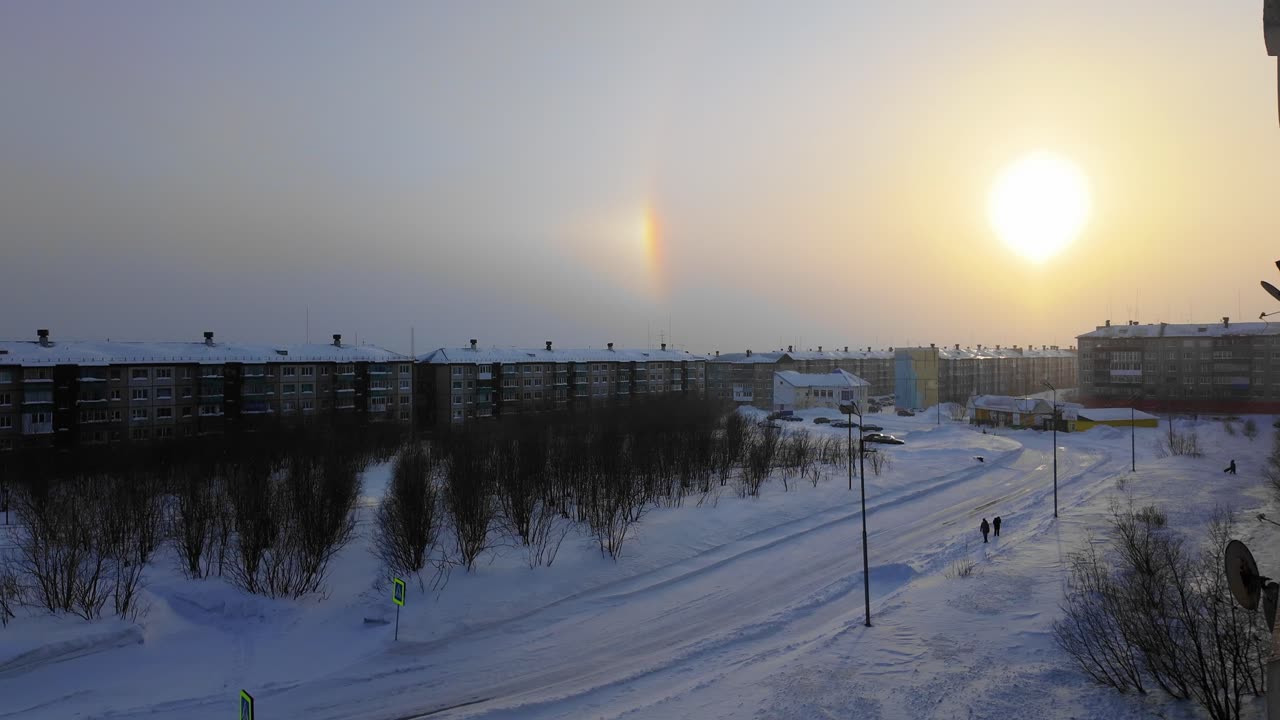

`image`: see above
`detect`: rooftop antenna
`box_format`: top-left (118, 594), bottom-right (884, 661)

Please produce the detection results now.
top-left (306, 307), bottom-right (310, 344)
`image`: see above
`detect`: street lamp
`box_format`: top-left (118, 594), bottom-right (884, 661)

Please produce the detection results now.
top-left (840, 401), bottom-right (871, 627)
top-left (1042, 379), bottom-right (1058, 519)
top-left (1128, 390), bottom-right (1143, 473)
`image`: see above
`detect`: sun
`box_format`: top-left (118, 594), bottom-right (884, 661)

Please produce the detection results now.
top-left (988, 151), bottom-right (1091, 263)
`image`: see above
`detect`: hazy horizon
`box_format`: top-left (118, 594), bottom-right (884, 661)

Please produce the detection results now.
top-left (3, 1), bottom-right (1278, 356)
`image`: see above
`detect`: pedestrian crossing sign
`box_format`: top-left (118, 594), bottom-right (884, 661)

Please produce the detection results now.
top-left (392, 577), bottom-right (406, 607)
top-left (239, 689), bottom-right (254, 720)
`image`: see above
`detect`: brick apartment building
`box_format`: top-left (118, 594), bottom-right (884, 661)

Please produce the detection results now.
top-left (1078, 318), bottom-right (1280, 413)
top-left (0, 330), bottom-right (412, 452)
top-left (415, 340), bottom-right (707, 426)
top-left (705, 347), bottom-right (895, 411)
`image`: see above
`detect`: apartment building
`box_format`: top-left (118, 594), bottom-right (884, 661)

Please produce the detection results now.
top-left (706, 347), bottom-right (895, 411)
top-left (415, 340), bottom-right (708, 426)
top-left (895, 344), bottom-right (1078, 409)
top-left (1078, 318), bottom-right (1280, 413)
top-left (0, 330), bottom-right (412, 452)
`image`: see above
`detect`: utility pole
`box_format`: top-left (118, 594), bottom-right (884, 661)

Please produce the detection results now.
top-left (1043, 379), bottom-right (1058, 518)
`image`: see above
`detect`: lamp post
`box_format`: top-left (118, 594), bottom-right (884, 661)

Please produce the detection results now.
top-left (1042, 380), bottom-right (1058, 518)
top-left (1128, 390), bottom-right (1143, 473)
top-left (841, 401), bottom-right (871, 627)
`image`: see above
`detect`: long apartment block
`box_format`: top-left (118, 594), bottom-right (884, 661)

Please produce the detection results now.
top-left (895, 343), bottom-right (1079, 409)
top-left (1078, 318), bottom-right (1280, 413)
top-left (0, 330), bottom-right (412, 452)
top-left (415, 340), bottom-right (707, 426)
top-left (706, 347), bottom-right (895, 410)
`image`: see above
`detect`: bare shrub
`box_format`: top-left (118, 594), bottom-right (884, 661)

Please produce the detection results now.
top-left (0, 554), bottom-right (18, 627)
top-left (443, 431), bottom-right (498, 571)
top-left (1053, 506), bottom-right (1268, 719)
top-left (1243, 419), bottom-right (1258, 442)
top-left (946, 541), bottom-right (979, 579)
top-left (170, 463), bottom-right (227, 579)
top-left (1223, 420), bottom-right (1237, 437)
top-left (868, 449), bottom-right (891, 476)
top-left (373, 442), bottom-right (445, 586)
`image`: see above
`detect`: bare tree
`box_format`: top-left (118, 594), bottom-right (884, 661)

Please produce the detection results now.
top-left (373, 442), bottom-right (444, 587)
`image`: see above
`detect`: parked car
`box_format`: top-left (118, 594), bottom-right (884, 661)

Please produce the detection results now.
top-left (831, 420), bottom-right (856, 428)
top-left (758, 421), bottom-right (782, 430)
top-left (896, 409), bottom-right (915, 417)
top-left (864, 433), bottom-right (905, 445)
top-left (813, 417), bottom-right (831, 424)
top-left (868, 403), bottom-right (882, 413)
top-left (860, 424), bottom-right (884, 433)
top-left (779, 415), bottom-right (803, 422)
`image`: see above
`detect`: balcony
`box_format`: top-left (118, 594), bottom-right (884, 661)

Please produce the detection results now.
top-left (21, 419), bottom-right (53, 435)
top-left (478, 371), bottom-right (493, 381)
top-left (77, 397), bottom-right (108, 405)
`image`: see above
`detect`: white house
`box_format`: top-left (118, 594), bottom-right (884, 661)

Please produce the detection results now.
top-left (773, 369), bottom-right (869, 413)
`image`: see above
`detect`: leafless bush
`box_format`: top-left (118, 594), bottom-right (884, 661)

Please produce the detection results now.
top-left (0, 554), bottom-right (17, 627)
top-left (1158, 420), bottom-right (1203, 458)
top-left (443, 432), bottom-right (498, 571)
top-left (949, 403), bottom-right (968, 422)
top-left (868, 449), bottom-right (891, 476)
top-left (1243, 419), bottom-right (1258, 442)
top-left (170, 464), bottom-right (227, 579)
top-left (1223, 420), bottom-right (1237, 437)
top-left (946, 541), bottom-right (979, 579)
top-left (373, 442), bottom-right (445, 586)
top-left (1265, 430), bottom-right (1280, 501)
top-left (1053, 507), bottom-right (1268, 719)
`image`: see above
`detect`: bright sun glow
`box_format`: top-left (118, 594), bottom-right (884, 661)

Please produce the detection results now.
top-left (988, 151), bottom-right (1091, 263)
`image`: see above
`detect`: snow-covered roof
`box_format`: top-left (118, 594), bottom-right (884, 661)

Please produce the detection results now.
top-left (0, 339), bottom-right (406, 367)
top-left (1078, 321), bottom-right (1280, 340)
top-left (936, 347), bottom-right (1076, 359)
top-left (971, 395), bottom-right (1053, 414)
top-left (712, 350), bottom-right (894, 364)
top-left (774, 369), bottom-right (869, 388)
top-left (1077, 407), bottom-right (1158, 422)
top-left (418, 346), bottom-right (708, 365)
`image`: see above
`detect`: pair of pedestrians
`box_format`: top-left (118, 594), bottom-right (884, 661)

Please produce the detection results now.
top-left (980, 516), bottom-right (1002, 543)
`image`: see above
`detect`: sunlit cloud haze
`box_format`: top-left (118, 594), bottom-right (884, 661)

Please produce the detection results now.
top-left (2, 1), bottom-right (1279, 354)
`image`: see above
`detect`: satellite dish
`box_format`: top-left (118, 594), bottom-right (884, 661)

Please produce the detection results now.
top-left (1263, 281), bottom-right (1280, 304)
top-left (1226, 540), bottom-right (1262, 610)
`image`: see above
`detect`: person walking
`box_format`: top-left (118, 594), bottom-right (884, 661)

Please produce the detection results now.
top-left (992, 516), bottom-right (1002, 537)
top-left (980, 518), bottom-right (990, 543)
top-left (1224, 459), bottom-right (1237, 475)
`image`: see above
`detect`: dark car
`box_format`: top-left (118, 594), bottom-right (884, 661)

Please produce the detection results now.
top-left (813, 417), bottom-right (831, 424)
top-left (831, 420), bottom-right (856, 428)
top-left (779, 415), bottom-right (803, 422)
top-left (861, 424), bottom-right (884, 433)
top-left (758, 421), bottom-right (782, 430)
top-left (896, 409), bottom-right (915, 417)
top-left (864, 432), bottom-right (905, 445)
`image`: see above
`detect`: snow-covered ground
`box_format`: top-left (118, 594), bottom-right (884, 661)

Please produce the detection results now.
top-left (2, 409), bottom-right (1276, 719)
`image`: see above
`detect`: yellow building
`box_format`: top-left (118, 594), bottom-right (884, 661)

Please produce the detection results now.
top-left (1072, 407), bottom-right (1158, 431)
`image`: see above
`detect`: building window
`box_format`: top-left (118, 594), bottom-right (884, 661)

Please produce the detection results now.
top-left (110, 410), bottom-right (123, 422)
top-left (131, 408), bottom-right (149, 421)
top-left (302, 399), bottom-right (314, 412)
top-left (109, 389), bottom-right (122, 400)
top-left (301, 383), bottom-right (314, 394)
top-left (179, 368), bottom-right (192, 379)
top-left (302, 366), bottom-right (314, 377)
top-left (400, 379), bottom-right (411, 390)
top-left (399, 364), bottom-right (411, 374)
top-left (452, 395), bottom-right (462, 405)
top-left (181, 387), bottom-right (192, 398)
top-left (283, 384), bottom-right (296, 394)
top-left (399, 410), bottom-right (410, 420)
top-left (283, 401), bottom-right (296, 412)
top-left (0, 416), bottom-right (11, 429)
top-left (155, 368), bottom-right (173, 380)
top-left (283, 366), bottom-right (297, 377)
top-left (110, 369), bottom-right (123, 381)
top-left (131, 368), bottom-right (149, 380)
top-left (199, 404), bottom-right (221, 416)
top-left (452, 409), bottom-right (463, 419)
top-left (452, 367), bottom-right (464, 377)
top-left (400, 396), bottom-right (410, 405)
top-left (453, 381), bottom-right (463, 390)
top-left (156, 427), bottom-right (174, 439)
top-left (320, 366), bottom-right (330, 376)
top-left (182, 406), bottom-right (193, 417)
top-left (156, 388), bottom-right (173, 400)
top-left (0, 371), bottom-right (11, 384)
top-left (0, 393), bottom-right (9, 406)
top-left (131, 428), bottom-right (150, 441)
top-left (131, 388), bottom-right (149, 401)
top-left (156, 407), bottom-right (173, 419)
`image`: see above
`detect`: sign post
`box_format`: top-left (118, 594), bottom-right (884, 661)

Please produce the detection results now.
top-left (392, 577), bottom-right (406, 641)
top-left (239, 689), bottom-right (254, 720)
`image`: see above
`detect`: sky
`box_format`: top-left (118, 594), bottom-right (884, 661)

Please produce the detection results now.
top-left (2, 0), bottom-right (1279, 356)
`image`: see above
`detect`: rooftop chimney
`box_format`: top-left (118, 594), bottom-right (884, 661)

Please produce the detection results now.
top-left (955, 344), bottom-right (960, 350)
top-left (746, 349), bottom-right (752, 357)
top-left (469, 338), bottom-right (477, 350)
top-left (867, 346), bottom-right (871, 352)
top-left (661, 343), bottom-right (666, 351)
top-left (203, 331), bottom-right (214, 346)
top-left (787, 345), bottom-right (793, 352)
top-left (36, 329), bottom-right (49, 347)
top-left (1105, 320), bottom-right (1111, 327)
top-left (930, 343), bottom-right (935, 349)
top-left (332, 334), bottom-right (342, 348)
top-left (608, 342), bottom-right (614, 350)
top-left (818, 346), bottom-right (823, 352)
top-left (546, 340), bottom-right (553, 351)
top-left (844, 346), bottom-right (849, 352)
top-left (715, 350), bottom-right (719, 357)
top-left (1223, 316), bottom-right (1230, 328)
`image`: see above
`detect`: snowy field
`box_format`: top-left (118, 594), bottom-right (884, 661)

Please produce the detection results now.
top-left (3, 408), bottom-right (1277, 720)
